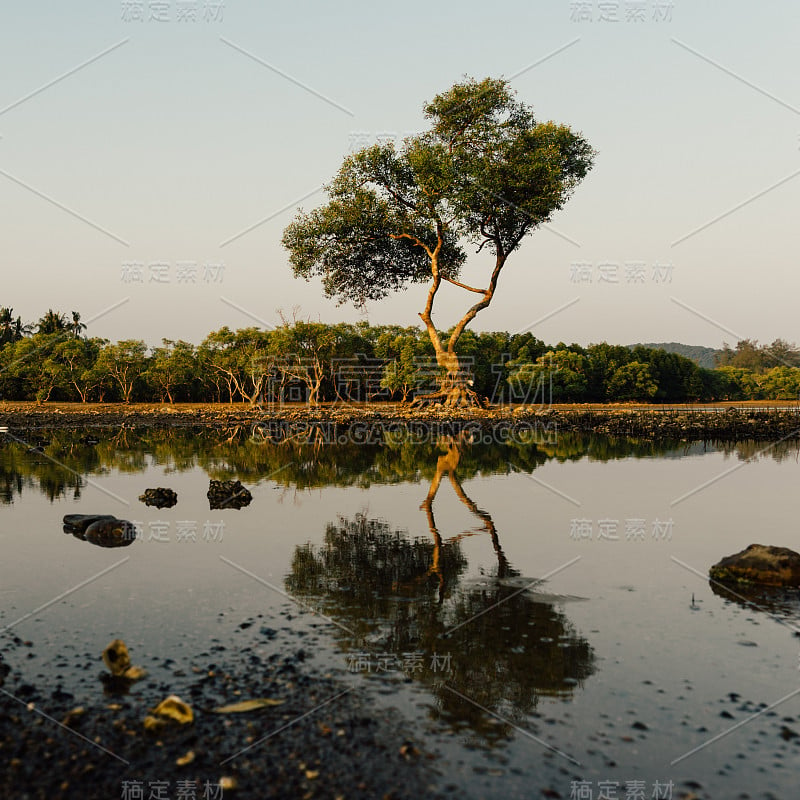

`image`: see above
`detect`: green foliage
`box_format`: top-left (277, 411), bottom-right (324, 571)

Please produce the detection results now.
top-left (146, 340), bottom-right (198, 403)
top-left (56, 337), bottom-right (106, 402)
top-left (283, 77), bottom-right (595, 382)
top-left (507, 349), bottom-right (588, 403)
top-left (606, 361), bottom-right (658, 401)
top-left (716, 339), bottom-right (800, 373)
top-left (376, 329), bottom-right (432, 402)
top-left (3, 334), bottom-right (63, 402)
top-left (93, 340), bottom-right (148, 403)
top-left (271, 320), bottom-right (366, 405)
top-left (1, 304), bottom-right (799, 403)
top-left (760, 367), bottom-right (800, 400)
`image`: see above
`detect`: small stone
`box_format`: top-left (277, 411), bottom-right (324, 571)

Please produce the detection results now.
top-left (103, 640), bottom-right (131, 677)
top-left (152, 695), bottom-right (194, 725)
top-left (62, 707), bottom-right (85, 727)
top-left (143, 715), bottom-right (164, 732)
top-left (400, 742), bottom-right (421, 759)
top-left (122, 665), bottom-right (147, 682)
top-left (139, 488), bottom-right (178, 509)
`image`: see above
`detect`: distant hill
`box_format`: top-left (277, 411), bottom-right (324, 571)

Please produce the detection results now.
top-left (629, 342), bottom-right (721, 369)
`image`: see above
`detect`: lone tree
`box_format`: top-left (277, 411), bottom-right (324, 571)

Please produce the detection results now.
top-left (282, 77), bottom-right (594, 405)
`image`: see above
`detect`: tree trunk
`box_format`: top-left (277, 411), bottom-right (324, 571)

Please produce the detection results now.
top-left (412, 346), bottom-right (485, 407)
top-left (72, 382), bottom-right (88, 403)
top-left (414, 248), bottom-right (506, 407)
top-left (412, 248), bottom-right (505, 408)
top-left (437, 350), bottom-right (479, 407)
top-left (308, 377), bottom-right (321, 406)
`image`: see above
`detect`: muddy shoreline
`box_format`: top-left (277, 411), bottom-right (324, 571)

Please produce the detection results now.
top-left (2, 402), bottom-right (800, 442)
top-left (0, 625), bottom-right (445, 800)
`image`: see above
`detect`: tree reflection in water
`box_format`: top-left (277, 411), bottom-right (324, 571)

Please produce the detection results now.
top-left (286, 435), bottom-right (595, 744)
top-left (5, 424), bottom-right (784, 505)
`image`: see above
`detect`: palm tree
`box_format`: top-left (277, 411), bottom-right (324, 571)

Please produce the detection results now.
top-left (0, 307), bottom-right (31, 344)
top-left (70, 311), bottom-right (87, 339)
top-left (37, 309), bottom-right (68, 335)
top-left (0, 307), bottom-right (14, 344)
top-left (13, 316), bottom-right (33, 339)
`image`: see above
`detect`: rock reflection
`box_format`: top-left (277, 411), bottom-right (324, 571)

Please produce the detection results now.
top-left (286, 436), bottom-right (595, 744)
top-left (709, 579), bottom-right (800, 625)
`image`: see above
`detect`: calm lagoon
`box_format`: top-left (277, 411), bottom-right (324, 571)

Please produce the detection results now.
top-left (1, 429), bottom-right (799, 798)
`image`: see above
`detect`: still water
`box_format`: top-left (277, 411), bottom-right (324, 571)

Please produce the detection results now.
top-left (1, 427), bottom-right (799, 798)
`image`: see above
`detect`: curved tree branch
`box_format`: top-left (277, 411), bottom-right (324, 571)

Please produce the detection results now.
top-left (442, 276), bottom-right (487, 295)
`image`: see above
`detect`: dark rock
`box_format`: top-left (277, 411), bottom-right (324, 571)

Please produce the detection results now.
top-left (62, 514), bottom-right (117, 536)
top-left (84, 518), bottom-right (137, 548)
top-left (62, 515), bottom-right (137, 547)
top-left (207, 479), bottom-right (252, 510)
top-left (138, 487), bottom-right (178, 508)
top-left (709, 544), bottom-right (800, 587)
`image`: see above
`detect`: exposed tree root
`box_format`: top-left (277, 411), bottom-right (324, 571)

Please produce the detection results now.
top-left (410, 383), bottom-right (489, 408)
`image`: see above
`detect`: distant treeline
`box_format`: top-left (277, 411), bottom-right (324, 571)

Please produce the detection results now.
top-left (632, 342), bottom-right (721, 370)
top-left (1, 308), bottom-right (799, 404)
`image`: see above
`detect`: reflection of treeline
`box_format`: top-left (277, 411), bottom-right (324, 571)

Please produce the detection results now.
top-left (714, 439), bottom-right (800, 463)
top-left (0, 428), bottom-right (538, 501)
top-left (3, 427), bottom-right (798, 503)
top-left (3, 314), bottom-right (799, 403)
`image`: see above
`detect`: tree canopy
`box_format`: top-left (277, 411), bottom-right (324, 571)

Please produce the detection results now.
top-left (283, 77), bottom-right (595, 405)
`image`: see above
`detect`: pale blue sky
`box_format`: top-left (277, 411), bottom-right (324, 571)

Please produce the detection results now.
top-left (1, 0), bottom-right (798, 348)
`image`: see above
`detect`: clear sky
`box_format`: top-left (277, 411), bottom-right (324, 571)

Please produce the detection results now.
top-left (1, 0), bottom-right (798, 349)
